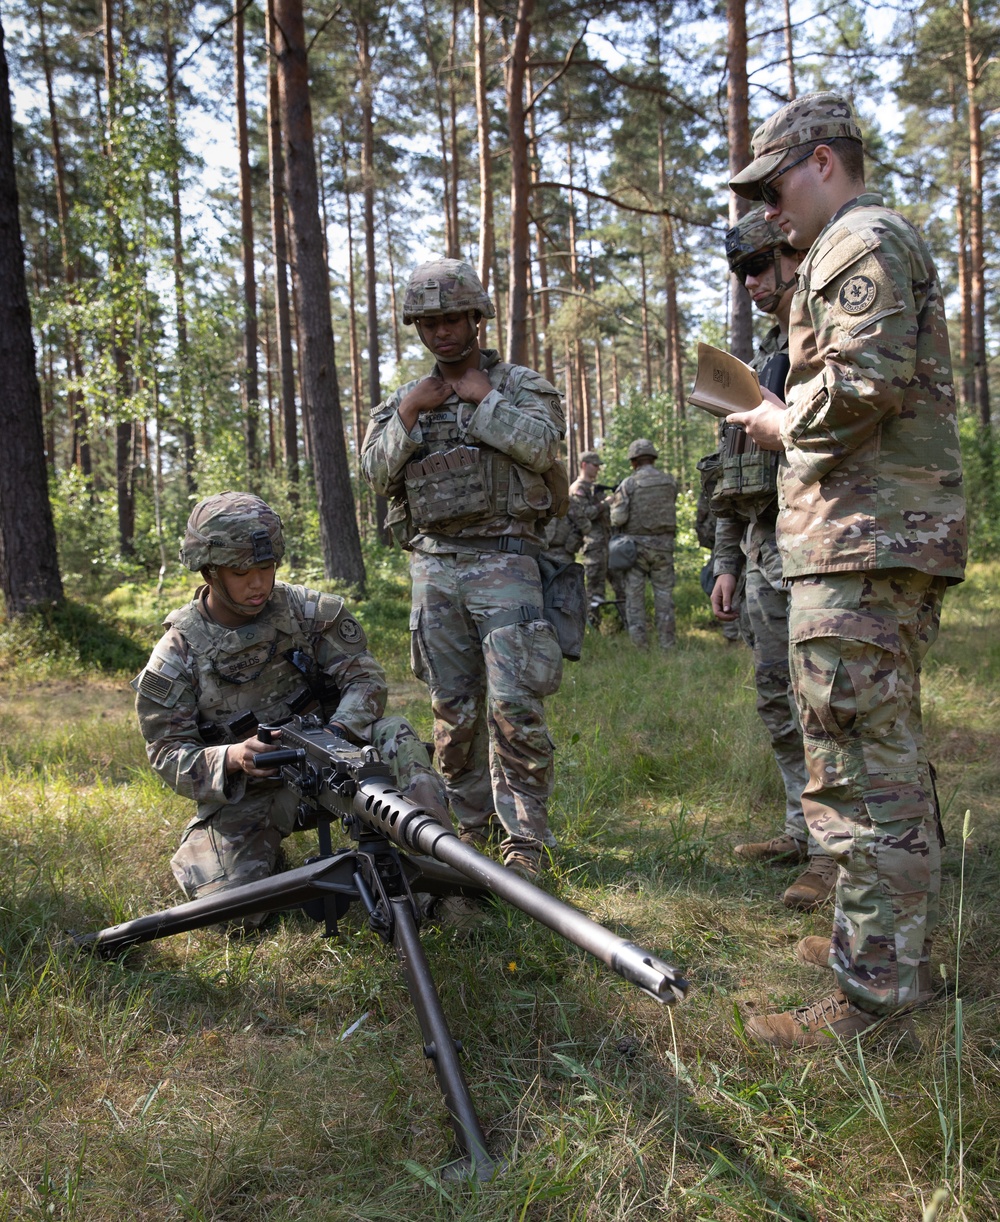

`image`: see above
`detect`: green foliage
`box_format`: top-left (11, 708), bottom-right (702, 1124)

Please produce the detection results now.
top-left (959, 413), bottom-right (1000, 560)
top-left (0, 596), bottom-right (153, 680)
top-left (600, 387), bottom-right (717, 491)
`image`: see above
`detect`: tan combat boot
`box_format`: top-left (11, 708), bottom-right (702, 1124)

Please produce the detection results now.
top-left (783, 854), bottom-right (839, 910)
top-left (745, 990), bottom-right (884, 1047)
top-left (502, 841), bottom-right (544, 881)
top-left (733, 834), bottom-right (808, 864)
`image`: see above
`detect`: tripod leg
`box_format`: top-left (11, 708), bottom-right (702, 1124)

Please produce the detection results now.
top-left (389, 896), bottom-right (501, 1181)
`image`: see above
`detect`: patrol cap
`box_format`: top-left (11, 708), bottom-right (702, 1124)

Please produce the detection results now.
top-left (579, 451), bottom-right (602, 465)
top-left (403, 258), bottom-right (496, 324)
top-left (725, 206), bottom-right (789, 271)
top-left (627, 438), bottom-right (657, 461)
top-left (181, 491), bottom-right (285, 572)
top-left (729, 92), bottom-right (864, 200)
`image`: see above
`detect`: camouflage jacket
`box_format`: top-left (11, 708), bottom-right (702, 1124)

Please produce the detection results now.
top-left (609, 465), bottom-right (677, 538)
top-left (361, 349), bottom-right (565, 553)
top-left (569, 475), bottom-right (611, 555)
top-left (543, 492), bottom-right (588, 563)
top-left (778, 192), bottom-right (967, 580)
top-left (714, 326), bottom-right (786, 577)
top-left (132, 583), bottom-right (386, 814)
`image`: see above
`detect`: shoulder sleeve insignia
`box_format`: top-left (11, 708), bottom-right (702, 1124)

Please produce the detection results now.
top-left (838, 274), bottom-right (878, 315)
top-left (333, 610), bottom-right (367, 652)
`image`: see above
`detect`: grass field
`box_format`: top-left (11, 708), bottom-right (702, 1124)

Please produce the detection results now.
top-left (0, 557), bottom-right (997, 1221)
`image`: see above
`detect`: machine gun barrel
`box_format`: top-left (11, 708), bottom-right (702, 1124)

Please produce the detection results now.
top-left (270, 719), bottom-right (688, 1004)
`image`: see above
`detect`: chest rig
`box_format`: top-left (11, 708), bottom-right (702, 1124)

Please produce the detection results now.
top-left (169, 590), bottom-right (338, 744)
top-left (402, 375), bottom-right (552, 534)
top-left (713, 348), bottom-right (788, 516)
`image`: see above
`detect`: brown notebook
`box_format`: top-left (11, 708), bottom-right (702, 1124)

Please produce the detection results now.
top-left (688, 343), bottom-right (762, 418)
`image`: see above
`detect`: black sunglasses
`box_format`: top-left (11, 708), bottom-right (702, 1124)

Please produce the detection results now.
top-left (760, 149), bottom-right (814, 207)
top-left (736, 253), bottom-right (773, 284)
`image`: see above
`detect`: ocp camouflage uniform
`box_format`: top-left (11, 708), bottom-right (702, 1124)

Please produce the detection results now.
top-left (543, 492), bottom-right (587, 566)
top-left (696, 452), bottom-right (742, 642)
top-left (609, 464), bottom-right (678, 649)
top-left (361, 348), bottom-right (565, 853)
top-left (712, 327), bottom-right (811, 849)
top-left (779, 191), bottom-right (967, 1014)
top-left (571, 473), bottom-right (623, 622)
top-left (133, 583), bottom-right (447, 900)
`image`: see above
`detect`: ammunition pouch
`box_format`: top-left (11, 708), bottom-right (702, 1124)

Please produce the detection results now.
top-left (386, 495), bottom-right (414, 550)
top-left (197, 709), bottom-right (259, 746)
top-left (404, 445), bottom-right (552, 531)
top-left (538, 557), bottom-right (586, 662)
top-left (540, 458), bottom-right (570, 521)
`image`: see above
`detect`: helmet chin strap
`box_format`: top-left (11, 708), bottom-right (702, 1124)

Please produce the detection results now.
top-left (432, 312), bottom-right (479, 364)
top-left (205, 565), bottom-right (276, 620)
top-left (753, 249), bottom-right (797, 315)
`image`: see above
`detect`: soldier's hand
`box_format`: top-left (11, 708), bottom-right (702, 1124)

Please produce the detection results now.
top-left (226, 733), bottom-right (282, 778)
top-left (398, 377), bottom-right (453, 430)
top-left (727, 391), bottom-right (786, 451)
top-left (711, 574), bottom-right (740, 622)
top-left (452, 368), bottom-right (493, 406)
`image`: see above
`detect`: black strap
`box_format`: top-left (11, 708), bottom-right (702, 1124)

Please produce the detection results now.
top-left (476, 604), bottom-right (543, 642)
top-left (426, 534), bottom-right (542, 560)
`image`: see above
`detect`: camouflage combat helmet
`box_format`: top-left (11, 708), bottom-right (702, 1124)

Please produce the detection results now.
top-left (181, 492), bottom-right (285, 572)
top-left (579, 450), bottom-right (602, 465)
top-left (402, 258), bottom-right (496, 325)
top-left (627, 438), bottom-right (657, 461)
top-left (725, 205), bottom-right (799, 313)
top-left (725, 206), bottom-right (788, 273)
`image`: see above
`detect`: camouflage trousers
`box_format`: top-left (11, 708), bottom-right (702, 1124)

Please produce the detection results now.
top-left (581, 544), bottom-right (626, 625)
top-left (789, 569), bottom-right (946, 1014)
top-left (739, 535), bottom-right (813, 852)
top-left (623, 534), bottom-right (676, 649)
top-left (170, 716), bottom-right (447, 901)
top-left (409, 550), bottom-right (563, 851)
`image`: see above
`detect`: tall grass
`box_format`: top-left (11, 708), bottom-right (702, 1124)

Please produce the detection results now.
top-left (0, 559), bottom-right (997, 1219)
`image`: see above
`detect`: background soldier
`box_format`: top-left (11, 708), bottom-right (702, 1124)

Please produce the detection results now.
top-left (609, 439), bottom-right (678, 649)
top-left (711, 207), bottom-right (834, 912)
top-left (695, 451), bottom-right (741, 643)
top-left (361, 258), bottom-right (565, 880)
top-left (730, 93), bottom-right (966, 1045)
top-left (570, 451), bottom-right (621, 627)
top-left (133, 492), bottom-right (450, 921)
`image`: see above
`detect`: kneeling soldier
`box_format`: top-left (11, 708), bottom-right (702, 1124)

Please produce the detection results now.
top-left (133, 491), bottom-right (450, 916)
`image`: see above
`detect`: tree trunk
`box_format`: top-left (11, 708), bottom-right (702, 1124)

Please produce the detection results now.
top-left (0, 18), bottom-right (63, 611)
top-left (421, 0), bottom-right (456, 257)
top-left (727, 0), bottom-right (753, 362)
top-left (274, 0), bottom-right (365, 589)
top-left (341, 129), bottom-right (364, 492)
top-left (473, 0), bottom-right (494, 346)
top-left (267, 0), bottom-right (298, 495)
top-left (963, 0), bottom-right (990, 438)
top-left (103, 0), bottom-right (133, 555)
top-left (783, 0), bottom-right (796, 100)
top-left (447, 0), bottom-right (461, 256)
top-left (165, 9), bottom-right (196, 498)
top-left (234, 0), bottom-right (260, 482)
top-left (505, 0), bottom-right (534, 365)
top-left (383, 197), bottom-right (402, 363)
top-left (527, 74), bottom-right (554, 384)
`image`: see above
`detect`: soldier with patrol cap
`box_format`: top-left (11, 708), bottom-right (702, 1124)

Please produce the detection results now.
top-left (711, 207), bottom-right (835, 913)
top-left (728, 93), bottom-right (967, 1045)
top-left (361, 258), bottom-right (566, 881)
top-left (133, 492), bottom-right (451, 916)
top-left (609, 439), bottom-right (678, 649)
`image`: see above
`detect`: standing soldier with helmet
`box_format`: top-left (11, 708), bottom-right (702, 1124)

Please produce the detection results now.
top-left (361, 258), bottom-right (566, 881)
top-left (132, 492), bottom-right (451, 921)
top-left (609, 439), bottom-right (678, 650)
top-left (711, 207), bottom-right (834, 912)
top-left (570, 451), bottom-right (614, 627)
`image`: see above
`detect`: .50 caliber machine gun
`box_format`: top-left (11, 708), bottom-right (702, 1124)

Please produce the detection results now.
top-left (78, 715), bottom-right (688, 1180)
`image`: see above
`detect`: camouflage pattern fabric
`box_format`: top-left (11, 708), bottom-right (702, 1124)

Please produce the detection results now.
top-left (789, 569), bottom-right (946, 1013)
top-left (133, 582), bottom-right (448, 900)
top-left (622, 537), bottom-right (676, 649)
top-left (363, 351), bottom-right (565, 852)
top-left (570, 474), bottom-right (612, 615)
top-left (408, 551), bottom-right (562, 849)
top-left (696, 452), bottom-right (741, 642)
top-left (610, 464), bottom-right (677, 648)
top-left (181, 491), bottom-right (285, 571)
top-left (729, 91), bottom-right (864, 197)
top-left (402, 258), bottom-right (495, 324)
top-left (778, 193), bottom-right (967, 582)
top-left (740, 536), bottom-right (812, 848)
top-left (362, 349), bottom-right (564, 553)
top-left (543, 494), bottom-right (587, 566)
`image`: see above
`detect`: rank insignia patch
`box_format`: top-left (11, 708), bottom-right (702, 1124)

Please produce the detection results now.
top-left (839, 274), bottom-right (877, 314)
